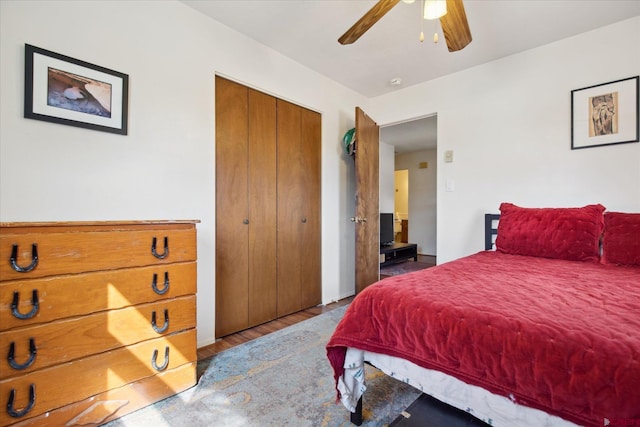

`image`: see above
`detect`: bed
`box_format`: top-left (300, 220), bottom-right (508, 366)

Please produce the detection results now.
top-left (327, 203), bottom-right (640, 427)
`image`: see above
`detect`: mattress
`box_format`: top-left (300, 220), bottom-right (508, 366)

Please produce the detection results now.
top-left (338, 347), bottom-right (579, 427)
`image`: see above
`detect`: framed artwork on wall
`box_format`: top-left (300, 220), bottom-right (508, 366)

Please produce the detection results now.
top-left (571, 76), bottom-right (639, 150)
top-left (24, 44), bottom-right (129, 135)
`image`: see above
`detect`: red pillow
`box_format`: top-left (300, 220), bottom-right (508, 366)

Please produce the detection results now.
top-left (601, 212), bottom-right (640, 266)
top-left (495, 203), bottom-right (605, 262)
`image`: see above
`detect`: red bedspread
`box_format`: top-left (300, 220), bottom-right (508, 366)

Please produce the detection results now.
top-left (326, 251), bottom-right (640, 427)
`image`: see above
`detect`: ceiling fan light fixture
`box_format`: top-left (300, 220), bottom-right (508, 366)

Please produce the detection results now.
top-left (424, 0), bottom-right (447, 20)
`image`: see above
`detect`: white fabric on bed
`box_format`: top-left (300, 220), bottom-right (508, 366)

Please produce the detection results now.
top-left (339, 347), bottom-right (581, 427)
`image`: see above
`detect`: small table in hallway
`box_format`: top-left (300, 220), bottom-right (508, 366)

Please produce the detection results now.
top-left (380, 242), bottom-right (418, 266)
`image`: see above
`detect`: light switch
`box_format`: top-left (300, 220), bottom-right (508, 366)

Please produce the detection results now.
top-left (445, 179), bottom-right (455, 192)
top-left (444, 150), bottom-right (454, 163)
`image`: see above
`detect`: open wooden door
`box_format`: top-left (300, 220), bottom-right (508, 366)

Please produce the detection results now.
top-left (354, 107), bottom-right (380, 294)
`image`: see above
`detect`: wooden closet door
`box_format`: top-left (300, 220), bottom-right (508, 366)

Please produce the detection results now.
top-left (247, 89), bottom-right (277, 326)
top-left (299, 107), bottom-right (322, 309)
top-left (215, 76), bottom-right (249, 337)
top-left (216, 77), bottom-right (320, 334)
top-left (276, 100), bottom-right (321, 316)
top-left (216, 77), bottom-right (278, 337)
top-left (276, 100), bottom-right (302, 317)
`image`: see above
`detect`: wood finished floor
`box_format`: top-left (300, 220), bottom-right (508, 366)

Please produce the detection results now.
top-left (198, 254), bottom-right (435, 361)
top-left (197, 296), bottom-right (354, 360)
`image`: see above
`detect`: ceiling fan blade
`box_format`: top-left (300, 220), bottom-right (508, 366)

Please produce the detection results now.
top-left (440, 0), bottom-right (472, 52)
top-left (338, 0), bottom-right (401, 45)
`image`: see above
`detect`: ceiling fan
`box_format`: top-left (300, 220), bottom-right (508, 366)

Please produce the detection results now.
top-left (338, 0), bottom-right (472, 52)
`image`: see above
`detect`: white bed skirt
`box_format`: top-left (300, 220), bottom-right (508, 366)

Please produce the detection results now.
top-left (337, 347), bottom-right (581, 427)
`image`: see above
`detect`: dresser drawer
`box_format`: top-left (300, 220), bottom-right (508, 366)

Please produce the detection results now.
top-left (0, 226), bottom-right (196, 281)
top-left (7, 362), bottom-right (196, 427)
top-left (1, 262), bottom-right (196, 330)
top-left (1, 295), bottom-right (196, 379)
top-left (0, 329), bottom-right (196, 425)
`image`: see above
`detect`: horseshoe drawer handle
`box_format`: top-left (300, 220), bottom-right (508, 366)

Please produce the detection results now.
top-left (151, 347), bottom-right (170, 371)
top-left (151, 272), bottom-right (170, 295)
top-left (10, 244), bottom-right (38, 273)
top-left (151, 237), bottom-right (169, 259)
top-left (8, 338), bottom-right (37, 370)
top-left (151, 309), bottom-right (169, 333)
top-left (7, 384), bottom-right (35, 418)
top-left (11, 290), bottom-right (39, 320)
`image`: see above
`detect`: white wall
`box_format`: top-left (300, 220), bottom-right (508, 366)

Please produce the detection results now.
top-left (394, 170), bottom-right (409, 220)
top-left (368, 17), bottom-right (640, 263)
top-left (395, 149), bottom-right (438, 255)
top-left (0, 0), bottom-right (367, 347)
top-left (379, 141), bottom-right (396, 213)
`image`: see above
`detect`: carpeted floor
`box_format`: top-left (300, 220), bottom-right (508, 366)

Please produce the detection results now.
top-left (105, 305), bottom-right (421, 427)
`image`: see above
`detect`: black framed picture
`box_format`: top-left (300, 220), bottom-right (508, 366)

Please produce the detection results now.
top-left (571, 76), bottom-right (639, 149)
top-left (24, 44), bottom-right (129, 135)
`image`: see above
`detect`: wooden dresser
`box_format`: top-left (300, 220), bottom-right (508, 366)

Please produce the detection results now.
top-left (0, 220), bottom-right (198, 426)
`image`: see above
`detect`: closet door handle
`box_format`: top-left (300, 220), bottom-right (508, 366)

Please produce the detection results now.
top-left (151, 309), bottom-right (169, 333)
top-left (151, 347), bottom-right (170, 371)
top-left (301, 217), bottom-right (307, 223)
top-left (7, 384), bottom-right (35, 418)
top-left (10, 244), bottom-right (38, 273)
top-left (7, 338), bottom-right (37, 370)
top-left (151, 237), bottom-right (169, 259)
top-left (11, 290), bottom-right (39, 320)
top-left (243, 219), bottom-right (249, 225)
top-left (151, 272), bottom-right (170, 295)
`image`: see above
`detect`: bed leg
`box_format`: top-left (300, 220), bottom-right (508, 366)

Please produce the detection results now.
top-left (350, 396), bottom-right (363, 425)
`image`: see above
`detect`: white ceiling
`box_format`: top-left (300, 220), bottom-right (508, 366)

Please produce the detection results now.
top-left (381, 115), bottom-right (438, 152)
top-left (181, 0), bottom-right (640, 153)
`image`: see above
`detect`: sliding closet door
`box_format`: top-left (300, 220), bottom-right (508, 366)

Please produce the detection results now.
top-left (247, 89), bottom-right (277, 326)
top-left (215, 76), bottom-right (249, 337)
top-left (216, 77), bottom-right (277, 337)
top-left (299, 107), bottom-right (322, 309)
top-left (276, 100), bottom-right (302, 316)
top-left (216, 76), bottom-right (320, 336)
top-left (276, 100), bottom-right (321, 316)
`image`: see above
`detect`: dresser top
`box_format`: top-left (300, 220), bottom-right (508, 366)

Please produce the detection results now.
top-left (1, 220), bottom-right (200, 234)
top-left (1, 220), bottom-right (199, 227)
